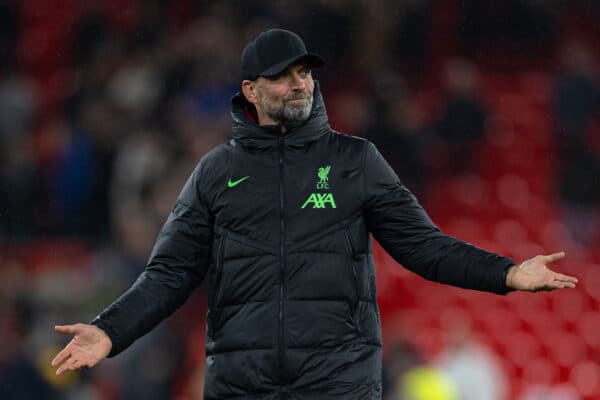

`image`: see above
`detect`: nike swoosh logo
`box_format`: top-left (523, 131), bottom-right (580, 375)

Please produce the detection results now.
top-left (227, 176), bottom-right (250, 188)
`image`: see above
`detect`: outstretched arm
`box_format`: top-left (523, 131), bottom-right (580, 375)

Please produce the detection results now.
top-left (363, 142), bottom-right (513, 293)
top-left (506, 252), bottom-right (577, 291)
top-left (89, 163), bottom-right (213, 356)
top-left (52, 160), bottom-right (214, 375)
top-left (362, 141), bottom-right (579, 294)
top-left (52, 324), bottom-right (112, 375)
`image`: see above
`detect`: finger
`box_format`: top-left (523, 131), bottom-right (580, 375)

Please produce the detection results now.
top-left (51, 347), bottom-right (71, 366)
top-left (549, 280), bottom-right (576, 289)
top-left (71, 359), bottom-right (83, 369)
top-left (558, 282), bottom-right (576, 289)
top-left (542, 252), bottom-right (566, 264)
top-left (553, 272), bottom-right (578, 283)
top-left (56, 365), bottom-right (66, 376)
top-left (58, 355), bottom-right (84, 375)
top-left (56, 357), bottom-right (75, 375)
top-left (55, 324), bottom-right (79, 334)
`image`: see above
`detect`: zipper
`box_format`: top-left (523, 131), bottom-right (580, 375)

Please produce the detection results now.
top-left (208, 234), bottom-right (225, 336)
top-left (278, 136), bottom-right (286, 381)
top-left (344, 228), bottom-right (361, 330)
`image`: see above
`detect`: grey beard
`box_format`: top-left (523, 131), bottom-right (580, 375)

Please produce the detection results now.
top-left (260, 95), bottom-right (313, 126)
top-left (281, 97), bottom-right (313, 125)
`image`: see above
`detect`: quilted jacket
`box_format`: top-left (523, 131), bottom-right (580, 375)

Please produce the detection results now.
top-left (92, 82), bottom-right (513, 399)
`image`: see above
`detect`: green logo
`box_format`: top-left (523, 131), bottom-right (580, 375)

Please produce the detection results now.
top-left (301, 193), bottom-right (337, 209)
top-left (302, 166), bottom-right (336, 208)
top-left (227, 176), bottom-right (250, 188)
top-left (317, 165), bottom-right (331, 189)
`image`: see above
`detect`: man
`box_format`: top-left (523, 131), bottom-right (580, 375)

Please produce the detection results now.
top-left (52, 29), bottom-right (577, 399)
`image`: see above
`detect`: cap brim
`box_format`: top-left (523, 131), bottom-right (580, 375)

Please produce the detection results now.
top-left (259, 53), bottom-right (324, 78)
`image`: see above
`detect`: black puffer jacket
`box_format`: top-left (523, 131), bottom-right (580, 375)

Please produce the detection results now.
top-left (92, 82), bottom-right (513, 399)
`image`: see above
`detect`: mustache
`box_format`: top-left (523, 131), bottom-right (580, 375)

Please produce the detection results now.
top-left (284, 93), bottom-right (310, 101)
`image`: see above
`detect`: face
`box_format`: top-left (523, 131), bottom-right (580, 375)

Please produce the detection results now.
top-left (244, 63), bottom-right (315, 127)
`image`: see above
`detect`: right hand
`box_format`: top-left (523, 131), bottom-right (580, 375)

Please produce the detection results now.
top-left (505, 252), bottom-right (577, 292)
top-left (52, 323), bottom-right (113, 375)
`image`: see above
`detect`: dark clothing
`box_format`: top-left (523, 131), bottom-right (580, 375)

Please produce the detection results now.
top-left (434, 94), bottom-right (487, 174)
top-left (92, 82), bottom-right (513, 399)
top-left (436, 94), bottom-right (486, 144)
top-left (365, 121), bottom-right (429, 198)
top-left (554, 72), bottom-right (600, 143)
top-left (559, 146), bottom-right (600, 206)
top-left (0, 357), bottom-right (57, 400)
top-left (553, 72), bottom-right (600, 217)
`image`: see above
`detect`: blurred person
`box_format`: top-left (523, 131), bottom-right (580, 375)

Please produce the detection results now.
top-left (0, 0), bottom-right (19, 63)
top-left (0, 63), bottom-right (39, 238)
top-left (365, 75), bottom-right (431, 198)
top-left (384, 336), bottom-right (459, 400)
top-left (119, 324), bottom-right (185, 400)
top-left (113, 206), bottom-right (161, 278)
top-left (50, 97), bottom-right (117, 239)
top-left (383, 340), bottom-right (423, 400)
top-left (177, 16), bottom-right (240, 120)
top-left (519, 385), bottom-right (579, 400)
top-left (557, 143), bottom-right (600, 245)
top-left (0, 64), bottom-right (38, 141)
top-left (389, 0), bottom-right (431, 73)
top-left (553, 41), bottom-right (600, 148)
top-left (70, 6), bottom-right (111, 68)
top-left (0, 135), bottom-right (38, 239)
top-left (107, 46), bottom-right (163, 123)
top-left (553, 41), bottom-right (600, 244)
top-left (110, 129), bottom-right (170, 217)
top-left (458, 0), bottom-right (560, 54)
top-left (174, 112), bottom-right (229, 161)
top-left (437, 313), bottom-right (507, 400)
top-left (182, 55), bottom-right (238, 121)
top-left (434, 58), bottom-right (487, 175)
top-left (398, 366), bottom-right (458, 400)
top-left (283, 0), bottom-right (357, 69)
top-left (0, 295), bottom-right (57, 399)
top-left (52, 29), bottom-right (578, 400)
top-left (65, 9), bottom-right (121, 126)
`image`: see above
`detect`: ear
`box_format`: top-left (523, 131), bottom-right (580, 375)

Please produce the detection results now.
top-left (241, 80), bottom-right (258, 105)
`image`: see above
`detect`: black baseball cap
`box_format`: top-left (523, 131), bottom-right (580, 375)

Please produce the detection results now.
top-left (241, 29), bottom-right (324, 81)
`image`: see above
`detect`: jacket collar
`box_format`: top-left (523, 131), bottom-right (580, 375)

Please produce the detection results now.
top-left (230, 80), bottom-right (330, 149)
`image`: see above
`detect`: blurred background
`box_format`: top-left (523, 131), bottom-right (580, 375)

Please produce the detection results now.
top-left (1, 0), bottom-right (599, 399)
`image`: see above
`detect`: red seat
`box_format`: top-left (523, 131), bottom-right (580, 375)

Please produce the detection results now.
top-left (583, 265), bottom-right (600, 302)
top-left (550, 290), bottom-right (589, 324)
top-left (544, 332), bottom-right (588, 369)
top-left (501, 332), bottom-right (543, 370)
top-left (570, 360), bottom-right (600, 398)
top-left (475, 307), bottom-right (521, 341)
top-left (521, 357), bottom-right (559, 385)
top-left (576, 311), bottom-right (600, 350)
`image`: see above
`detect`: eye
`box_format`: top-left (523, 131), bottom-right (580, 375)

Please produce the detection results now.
top-left (299, 66), bottom-right (311, 77)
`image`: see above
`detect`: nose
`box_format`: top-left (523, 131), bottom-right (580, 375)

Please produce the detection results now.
top-left (290, 71), bottom-right (306, 90)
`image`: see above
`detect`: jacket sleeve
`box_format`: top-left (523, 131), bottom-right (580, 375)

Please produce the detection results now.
top-left (91, 161), bottom-right (213, 356)
top-left (362, 141), bottom-right (514, 294)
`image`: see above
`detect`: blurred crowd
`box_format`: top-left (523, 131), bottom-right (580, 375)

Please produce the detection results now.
top-left (1, 1), bottom-right (600, 399)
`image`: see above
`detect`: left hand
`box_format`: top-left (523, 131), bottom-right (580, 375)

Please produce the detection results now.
top-left (506, 252), bottom-right (578, 292)
top-left (52, 323), bottom-right (112, 376)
